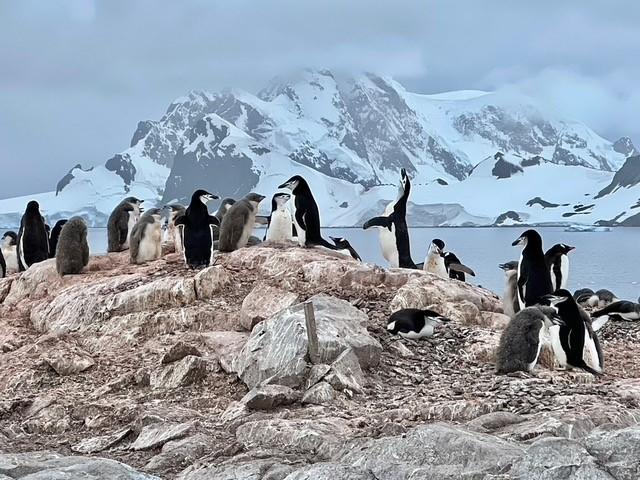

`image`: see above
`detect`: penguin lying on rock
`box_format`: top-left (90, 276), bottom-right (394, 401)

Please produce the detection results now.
top-left (591, 300), bottom-right (640, 331)
top-left (386, 308), bottom-right (450, 339)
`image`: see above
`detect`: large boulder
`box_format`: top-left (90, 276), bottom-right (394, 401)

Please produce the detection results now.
top-left (239, 283), bottom-right (300, 331)
top-left (3, 260), bottom-right (61, 305)
top-left (202, 331), bottom-right (249, 373)
top-left (233, 294), bottom-right (382, 389)
top-left (193, 266), bottom-right (230, 299)
top-left (585, 426), bottom-right (640, 480)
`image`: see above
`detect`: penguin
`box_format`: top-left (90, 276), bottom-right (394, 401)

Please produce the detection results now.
top-left (1, 231), bottom-right (19, 274)
top-left (218, 193), bottom-right (265, 253)
top-left (264, 193), bottom-right (294, 244)
top-left (543, 290), bottom-right (604, 375)
top-left (48, 219), bottom-right (68, 258)
top-left (0, 246), bottom-right (5, 278)
top-left (591, 300), bottom-right (640, 332)
top-left (163, 204), bottom-right (186, 253)
top-left (443, 251), bottom-right (475, 281)
top-left (330, 236), bottom-right (362, 261)
top-left (363, 168), bottom-right (416, 268)
top-left (545, 243), bottom-right (574, 291)
top-left (175, 189), bottom-right (220, 268)
top-left (386, 308), bottom-right (450, 339)
top-left (55, 216), bottom-right (90, 275)
top-left (107, 197), bottom-right (144, 252)
top-left (573, 288), bottom-right (595, 306)
top-left (211, 198), bottom-right (236, 242)
top-left (130, 208), bottom-right (163, 264)
top-left (422, 239), bottom-right (447, 278)
top-left (495, 306), bottom-right (564, 374)
top-left (17, 200), bottom-right (49, 271)
top-left (499, 261), bottom-right (521, 318)
top-left (278, 175), bottom-right (336, 250)
top-left (512, 229), bottom-right (553, 309)
top-left (587, 289), bottom-right (618, 309)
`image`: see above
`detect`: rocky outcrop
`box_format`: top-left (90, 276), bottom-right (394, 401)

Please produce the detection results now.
top-left (239, 283), bottom-right (300, 331)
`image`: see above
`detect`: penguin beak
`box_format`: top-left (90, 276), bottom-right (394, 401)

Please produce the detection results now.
top-left (512, 236), bottom-right (525, 247)
top-left (498, 263), bottom-right (510, 271)
top-left (277, 181), bottom-right (290, 189)
top-left (207, 193), bottom-right (220, 201)
top-left (567, 245), bottom-right (576, 252)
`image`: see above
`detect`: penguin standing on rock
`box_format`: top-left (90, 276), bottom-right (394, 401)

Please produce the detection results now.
top-left (175, 189), bottom-right (219, 268)
top-left (545, 243), bottom-right (574, 291)
top-left (163, 204), bottom-right (186, 253)
top-left (495, 306), bottom-right (564, 374)
top-left (107, 197), bottom-right (144, 252)
top-left (363, 168), bottom-right (416, 268)
top-left (499, 261), bottom-right (520, 318)
top-left (423, 239), bottom-right (447, 278)
top-left (212, 198), bottom-right (236, 242)
top-left (48, 219), bottom-right (68, 258)
top-left (264, 193), bottom-right (294, 244)
top-left (1, 232), bottom-right (19, 274)
top-left (17, 201), bottom-right (49, 271)
top-left (543, 290), bottom-right (604, 375)
top-left (330, 237), bottom-right (361, 261)
top-left (55, 217), bottom-right (90, 275)
top-left (130, 208), bottom-right (163, 264)
top-left (278, 175), bottom-right (336, 250)
top-left (512, 229), bottom-right (553, 309)
top-left (218, 193), bottom-right (265, 252)
top-left (387, 308), bottom-right (450, 339)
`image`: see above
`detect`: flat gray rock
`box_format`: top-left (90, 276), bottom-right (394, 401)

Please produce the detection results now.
top-left (130, 422), bottom-right (193, 451)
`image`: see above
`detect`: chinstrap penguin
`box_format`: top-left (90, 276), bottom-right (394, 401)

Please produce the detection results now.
top-left (574, 288), bottom-right (595, 306)
top-left (330, 236), bottom-right (361, 261)
top-left (17, 200), bottom-right (49, 271)
top-left (175, 189), bottom-right (220, 268)
top-left (48, 219), bottom-right (68, 258)
top-left (363, 168), bottom-right (416, 268)
top-left (218, 193), bottom-right (265, 252)
top-left (423, 239), bottom-right (447, 278)
top-left (278, 175), bottom-right (336, 250)
top-left (107, 197), bottom-right (144, 252)
top-left (55, 216), bottom-right (90, 275)
top-left (386, 308), bottom-right (450, 339)
top-left (130, 208), bottom-right (163, 264)
top-left (499, 261), bottom-right (521, 318)
top-left (591, 300), bottom-right (640, 332)
top-left (543, 290), bottom-right (604, 375)
top-left (1, 231), bottom-right (19, 274)
top-left (495, 306), bottom-right (563, 374)
top-left (512, 229), bottom-right (553, 309)
top-left (264, 193), bottom-right (294, 244)
top-left (587, 289), bottom-right (618, 309)
top-left (545, 243), bottom-right (574, 291)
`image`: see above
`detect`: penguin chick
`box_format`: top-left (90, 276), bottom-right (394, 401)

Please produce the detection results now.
top-left (265, 193), bottom-right (293, 244)
top-left (495, 306), bottom-right (563, 374)
top-left (130, 208), bottom-right (163, 264)
top-left (163, 204), bottom-right (186, 253)
top-left (499, 261), bottom-right (520, 318)
top-left (218, 193), bottom-right (265, 253)
top-left (1, 231), bottom-right (19, 274)
top-left (330, 236), bottom-right (362, 261)
top-left (55, 217), bottom-right (89, 275)
top-left (107, 197), bottom-right (144, 252)
top-left (387, 308), bottom-right (450, 339)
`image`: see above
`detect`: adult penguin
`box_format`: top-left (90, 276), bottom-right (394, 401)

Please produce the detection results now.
top-left (278, 175), bottom-right (336, 249)
top-left (545, 243), bottom-right (575, 291)
top-left (17, 200), bottom-right (49, 271)
top-left (543, 290), bottom-right (604, 375)
top-left (1, 232), bottom-right (19, 274)
top-left (175, 189), bottom-right (219, 268)
top-left (591, 300), bottom-right (640, 332)
top-left (386, 308), bottom-right (450, 339)
top-left (363, 168), bottom-right (416, 269)
top-left (48, 219), bottom-right (68, 258)
top-left (512, 229), bottom-right (553, 309)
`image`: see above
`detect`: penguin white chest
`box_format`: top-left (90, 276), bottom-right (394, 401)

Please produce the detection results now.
top-left (138, 223), bottom-right (162, 262)
top-left (549, 325), bottom-right (567, 367)
top-left (379, 226), bottom-right (398, 268)
top-left (582, 330), bottom-right (602, 373)
top-left (425, 253), bottom-right (447, 278)
top-left (124, 211), bottom-right (139, 249)
top-left (2, 246), bottom-right (18, 273)
top-left (266, 209), bottom-right (293, 243)
top-left (517, 253), bottom-right (526, 310)
top-left (559, 256), bottom-right (569, 289)
top-left (528, 322), bottom-right (546, 371)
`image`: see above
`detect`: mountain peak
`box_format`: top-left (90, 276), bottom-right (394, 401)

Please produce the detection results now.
top-left (613, 136), bottom-right (637, 156)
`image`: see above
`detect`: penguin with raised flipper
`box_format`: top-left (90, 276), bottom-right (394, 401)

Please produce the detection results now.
top-left (17, 201), bottom-right (49, 271)
top-left (363, 168), bottom-right (416, 269)
top-left (512, 229), bottom-right (553, 309)
top-left (175, 189), bottom-right (220, 268)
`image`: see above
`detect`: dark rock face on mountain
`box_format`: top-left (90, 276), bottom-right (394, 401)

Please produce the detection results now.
top-left (596, 155), bottom-right (640, 198)
top-left (105, 154), bottom-right (137, 188)
top-left (613, 136), bottom-right (637, 156)
top-left (491, 154), bottom-right (524, 179)
top-left (56, 164), bottom-right (93, 195)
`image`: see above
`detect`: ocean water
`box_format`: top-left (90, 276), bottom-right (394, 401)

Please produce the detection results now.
top-left (2, 226), bottom-right (638, 301)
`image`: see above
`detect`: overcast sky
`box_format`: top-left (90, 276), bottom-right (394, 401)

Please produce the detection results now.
top-left (1, 0), bottom-right (639, 199)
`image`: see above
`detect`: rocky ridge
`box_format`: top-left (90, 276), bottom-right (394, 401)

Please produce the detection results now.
top-left (1, 244), bottom-right (639, 479)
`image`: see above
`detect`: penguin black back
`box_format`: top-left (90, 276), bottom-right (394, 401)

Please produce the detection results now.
top-left (0, 246), bottom-right (5, 278)
top-left (17, 200), bottom-right (49, 271)
top-left (176, 189), bottom-right (219, 268)
top-left (545, 243), bottom-right (574, 290)
top-left (48, 219), bottom-right (68, 258)
top-left (512, 229), bottom-right (553, 308)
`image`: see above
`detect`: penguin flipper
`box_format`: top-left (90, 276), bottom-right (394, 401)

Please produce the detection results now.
top-left (363, 215), bottom-right (392, 231)
top-left (448, 262), bottom-right (476, 276)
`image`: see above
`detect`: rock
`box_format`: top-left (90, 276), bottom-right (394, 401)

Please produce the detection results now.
top-left (301, 382), bottom-right (336, 405)
top-left (305, 364), bottom-right (331, 389)
top-left (178, 457), bottom-right (298, 480)
top-left (467, 411), bottom-right (526, 432)
top-left (0, 452), bottom-right (159, 479)
top-left (145, 433), bottom-right (213, 471)
top-left (130, 422), bottom-right (193, 451)
top-left (241, 384), bottom-right (300, 410)
top-left (240, 283), bottom-right (300, 331)
top-left (0, 278), bottom-right (13, 304)
top-left (202, 331), bottom-right (249, 373)
top-left (283, 463), bottom-right (375, 480)
top-left (499, 414), bottom-right (596, 442)
top-left (324, 348), bottom-right (365, 394)
top-left (21, 403), bottom-right (70, 434)
top-left (340, 422), bottom-right (524, 479)
top-left (42, 346), bottom-right (95, 376)
top-left (71, 427), bottom-right (132, 454)
top-left (441, 300), bottom-right (480, 325)
top-left (3, 260), bottom-right (60, 305)
top-left (585, 426), bottom-right (640, 480)
top-left (161, 342), bottom-right (201, 364)
top-left (220, 401), bottom-right (250, 424)
top-left (150, 356), bottom-right (208, 389)
top-left (105, 277), bottom-right (196, 317)
top-left (234, 294), bottom-right (382, 389)
top-left (388, 341), bottom-right (414, 358)
top-left (193, 266), bottom-right (230, 299)
top-left (235, 417), bottom-right (352, 459)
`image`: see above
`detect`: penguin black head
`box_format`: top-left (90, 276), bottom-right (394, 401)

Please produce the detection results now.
top-left (499, 260), bottom-right (519, 272)
top-left (271, 193), bottom-right (291, 212)
top-left (547, 243), bottom-right (575, 256)
top-left (429, 238), bottom-right (445, 256)
top-left (124, 197), bottom-right (144, 205)
top-left (2, 231), bottom-right (17, 247)
top-left (244, 192), bottom-right (266, 207)
top-left (278, 175), bottom-right (308, 194)
top-left (512, 229), bottom-right (542, 248)
top-left (330, 236), bottom-right (349, 248)
top-left (220, 198), bottom-right (236, 211)
top-left (191, 189), bottom-right (219, 205)
top-left (25, 200), bottom-right (41, 214)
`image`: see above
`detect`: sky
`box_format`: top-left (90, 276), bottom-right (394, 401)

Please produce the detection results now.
top-left (1, 0), bottom-right (639, 199)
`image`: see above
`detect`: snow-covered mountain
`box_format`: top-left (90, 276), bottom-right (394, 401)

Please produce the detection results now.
top-left (0, 69), bottom-right (637, 228)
